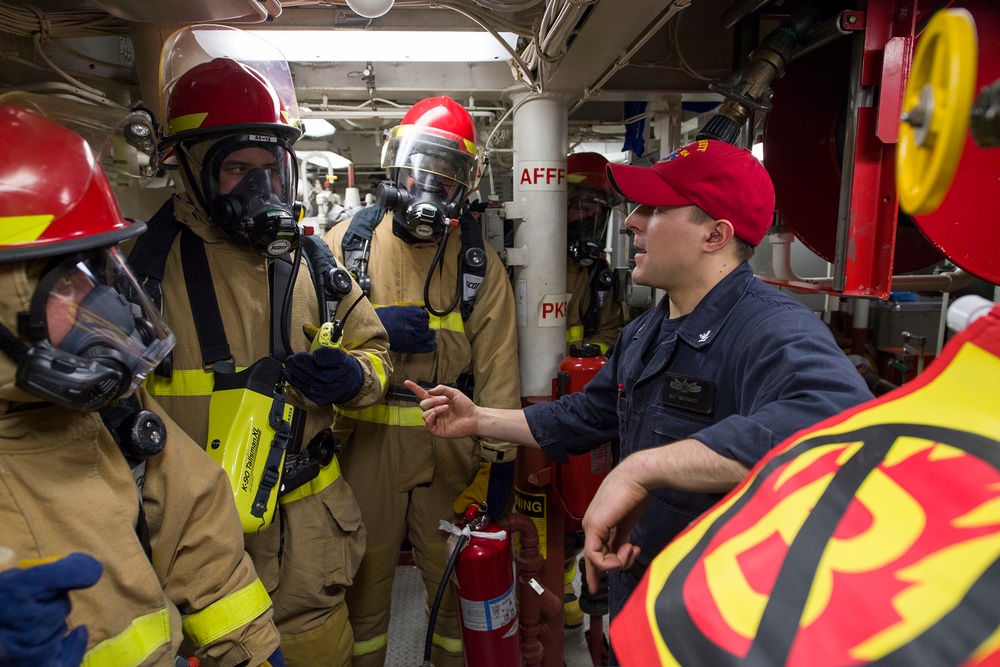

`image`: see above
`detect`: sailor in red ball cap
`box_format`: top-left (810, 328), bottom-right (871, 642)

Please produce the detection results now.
top-left (405, 139), bottom-right (873, 665)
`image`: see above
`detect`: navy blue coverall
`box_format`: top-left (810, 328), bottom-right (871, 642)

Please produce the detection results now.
top-left (524, 262), bottom-right (874, 625)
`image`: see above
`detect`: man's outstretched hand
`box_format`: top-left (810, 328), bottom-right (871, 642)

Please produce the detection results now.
top-left (404, 380), bottom-right (478, 439)
top-left (581, 461), bottom-right (648, 595)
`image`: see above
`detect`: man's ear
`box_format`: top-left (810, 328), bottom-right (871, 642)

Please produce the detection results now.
top-left (706, 219), bottom-right (735, 252)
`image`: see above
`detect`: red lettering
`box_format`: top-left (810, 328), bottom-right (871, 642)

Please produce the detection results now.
top-left (542, 303), bottom-right (554, 317)
top-left (555, 302), bottom-right (566, 317)
top-left (519, 168), bottom-right (532, 185)
top-left (558, 168), bottom-right (566, 184)
top-left (534, 167), bottom-right (544, 183)
top-left (545, 167), bottom-right (556, 184)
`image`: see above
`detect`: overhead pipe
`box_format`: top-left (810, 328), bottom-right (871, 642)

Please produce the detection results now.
top-left (569, 0), bottom-right (689, 115)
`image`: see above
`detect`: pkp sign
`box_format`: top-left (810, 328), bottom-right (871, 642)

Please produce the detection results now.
top-left (516, 161), bottom-right (567, 191)
top-left (538, 293), bottom-right (571, 327)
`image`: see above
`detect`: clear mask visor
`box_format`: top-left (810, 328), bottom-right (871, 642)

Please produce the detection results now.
top-left (38, 247), bottom-right (175, 397)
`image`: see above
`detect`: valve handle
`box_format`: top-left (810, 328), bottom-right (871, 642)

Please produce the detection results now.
top-left (896, 8), bottom-right (978, 215)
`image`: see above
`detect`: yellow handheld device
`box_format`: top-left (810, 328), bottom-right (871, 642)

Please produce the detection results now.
top-left (207, 356), bottom-right (297, 535)
top-left (304, 321), bottom-right (344, 352)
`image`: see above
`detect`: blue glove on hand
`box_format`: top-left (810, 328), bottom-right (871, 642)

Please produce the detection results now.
top-left (284, 346), bottom-right (363, 406)
top-left (375, 305), bottom-right (437, 355)
top-left (453, 460), bottom-right (516, 522)
top-left (0, 552), bottom-right (103, 667)
top-left (262, 647), bottom-right (285, 667)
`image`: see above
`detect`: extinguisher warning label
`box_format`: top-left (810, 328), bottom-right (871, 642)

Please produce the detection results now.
top-left (459, 583), bottom-right (517, 631)
top-left (513, 489), bottom-right (547, 558)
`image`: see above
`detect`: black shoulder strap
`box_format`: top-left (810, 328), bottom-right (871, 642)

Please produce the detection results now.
top-left (582, 257), bottom-right (614, 337)
top-left (299, 234), bottom-right (343, 324)
top-left (341, 205), bottom-right (384, 252)
top-left (127, 198), bottom-right (183, 315)
top-left (180, 229), bottom-right (233, 367)
top-left (458, 213), bottom-right (488, 321)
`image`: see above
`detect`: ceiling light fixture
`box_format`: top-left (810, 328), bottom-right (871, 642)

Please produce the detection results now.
top-left (345, 0), bottom-right (394, 19)
top-left (245, 30), bottom-right (518, 62)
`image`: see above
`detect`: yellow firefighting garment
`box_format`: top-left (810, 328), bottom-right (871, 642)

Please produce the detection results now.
top-left (565, 260), bottom-right (625, 354)
top-left (0, 256), bottom-right (279, 667)
top-left (324, 212), bottom-right (521, 667)
top-left (143, 194), bottom-right (390, 667)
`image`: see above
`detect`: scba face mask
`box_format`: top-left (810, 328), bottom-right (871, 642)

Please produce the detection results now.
top-left (203, 136), bottom-right (300, 258)
top-left (377, 155), bottom-right (468, 242)
top-left (567, 191), bottom-right (613, 266)
top-left (17, 247), bottom-right (175, 411)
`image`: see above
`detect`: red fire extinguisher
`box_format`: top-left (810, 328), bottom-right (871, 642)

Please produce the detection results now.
top-left (554, 344), bottom-right (612, 521)
top-left (452, 504), bottom-right (522, 667)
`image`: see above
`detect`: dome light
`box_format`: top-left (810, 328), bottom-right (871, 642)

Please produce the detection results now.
top-left (345, 0), bottom-right (394, 19)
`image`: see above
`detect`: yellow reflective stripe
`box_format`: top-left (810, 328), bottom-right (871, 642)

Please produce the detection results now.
top-left (429, 311), bottom-right (465, 333)
top-left (364, 351), bottom-right (388, 390)
top-left (0, 214), bottom-right (54, 245)
top-left (595, 342), bottom-right (610, 354)
top-left (280, 455), bottom-right (342, 504)
top-left (335, 403), bottom-right (426, 427)
top-left (564, 560), bottom-right (578, 585)
top-left (433, 632), bottom-right (463, 653)
top-left (182, 579), bottom-right (272, 647)
top-left (168, 112), bottom-right (209, 134)
top-left (353, 632), bottom-right (388, 656)
top-left (82, 609), bottom-right (171, 667)
top-left (144, 367), bottom-right (249, 397)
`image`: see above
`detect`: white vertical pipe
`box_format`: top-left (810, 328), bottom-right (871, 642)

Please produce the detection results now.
top-left (511, 92), bottom-right (569, 398)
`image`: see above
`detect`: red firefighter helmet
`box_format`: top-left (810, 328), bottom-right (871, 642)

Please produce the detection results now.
top-left (162, 57), bottom-right (301, 145)
top-left (567, 152), bottom-right (621, 202)
top-left (381, 96), bottom-right (480, 214)
top-left (0, 102), bottom-right (174, 411)
top-left (566, 152), bottom-right (620, 265)
top-left (0, 103), bottom-right (143, 260)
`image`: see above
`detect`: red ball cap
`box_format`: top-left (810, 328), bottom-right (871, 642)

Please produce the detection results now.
top-left (606, 139), bottom-right (775, 246)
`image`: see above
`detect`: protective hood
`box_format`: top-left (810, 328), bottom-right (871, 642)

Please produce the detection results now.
top-left (0, 264), bottom-right (62, 409)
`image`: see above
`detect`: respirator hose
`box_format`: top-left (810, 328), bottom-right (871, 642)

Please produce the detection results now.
top-left (422, 533), bottom-right (468, 667)
top-left (277, 242), bottom-right (303, 358)
top-left (423, 228), bottom-right (462, 318)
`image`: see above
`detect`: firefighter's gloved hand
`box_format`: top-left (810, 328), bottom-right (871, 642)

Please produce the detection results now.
top-left (453, 461), bottom-right (516, 521)
top-left (375, 305), bottom-right (437, 355)
top-left (262, 647), bottom-right (286, 667)
top-left (0, 552), bottom-right (103, 667)
top-left (284, 346), bottom-right (363, 406)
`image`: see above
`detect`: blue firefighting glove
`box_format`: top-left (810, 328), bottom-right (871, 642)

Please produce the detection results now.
top-left (453, 460), bottom-right (516, 522)
top-left (375, 305), bottom-right (437, 355)
top-left (0, 552), bottom-right (103, 667)
top-left (262, 647), bottom-right (285, 667)
top-left (284, 346), bottom-right (363, 406)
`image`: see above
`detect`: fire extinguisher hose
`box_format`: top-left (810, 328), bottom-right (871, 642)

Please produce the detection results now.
top-left (422, 532), bottom-right (469, 667)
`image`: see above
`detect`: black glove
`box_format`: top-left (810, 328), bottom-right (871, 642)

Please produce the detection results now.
top-left (284, 346), bottom-right (364, 405)
top-left (375, 305), bottom-right (437, 355)
top-left (0, 552), bottom-right (103, 667)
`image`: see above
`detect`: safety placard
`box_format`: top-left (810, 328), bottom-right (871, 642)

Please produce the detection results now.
top-left (459, 583), bottom-right (518, 632)
top-left (513, 488), bottom-right (547, 558)
top-left (515, 161), bottom-right (567, 191)
top-left (537, 293), bottom-right (571, 328)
